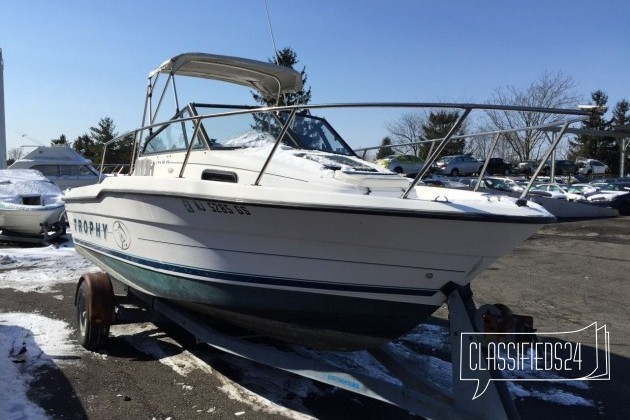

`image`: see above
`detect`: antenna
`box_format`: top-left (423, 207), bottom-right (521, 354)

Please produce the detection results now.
top-left (264, 0), bottom-right (278, 59)
top-left (21, 133), bottom-right (45, 146)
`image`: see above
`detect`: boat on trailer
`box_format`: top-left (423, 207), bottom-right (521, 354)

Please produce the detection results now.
top-left (64, 53), bottom-right (593, 351)
top-left (0, 169), bottom-right (66, 242)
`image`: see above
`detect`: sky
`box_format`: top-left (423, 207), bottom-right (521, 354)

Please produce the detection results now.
top-left (1, 0), bottom-right (629, 155)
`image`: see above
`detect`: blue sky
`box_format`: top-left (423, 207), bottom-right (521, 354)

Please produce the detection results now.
top-left (1, 0), bottom-right (629, 153)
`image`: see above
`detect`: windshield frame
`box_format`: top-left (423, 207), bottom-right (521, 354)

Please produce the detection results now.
top-left (141, 103), bottom-right (358, 157)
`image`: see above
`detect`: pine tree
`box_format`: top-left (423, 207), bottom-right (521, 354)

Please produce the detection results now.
top-left (422, 110), bottom-right (466, 157)
top-left (376, 137), bottom-right (394, 159)
top-left (252, 47), bottom-right (311, 107)
top-left (250, 47), bottom-right (312, 138)
top-left (610, 99), bottom-right (630, 175)
top-left (611, 99), bottom-right (629, 127)
top-left (73, 117), bottom-right (133, 166)
top-left (570, 90), bottom-right (608, 160)
top-left (51, 134), bottom-right (70, 147)
top-left (73, 134), bottom-right (95, 160)
top-left (569, 90), bottom-right (614, 166)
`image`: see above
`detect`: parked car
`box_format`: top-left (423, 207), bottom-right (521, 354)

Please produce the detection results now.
top-left (484, 158), bottom-right (512, 175)
top-left (576, 159), bottom-right (610, 178)
top-left (530, 183), bottom-right (578, 200)
top-left (541, 160), bottom-right (578, 176)
top-left (375, 154), bottom-right (425, 175)
top-left (482, 177), bottom-right (524, 193)
top-left (432, 155), bottom-right (483, 177)
top-left (576, 182), bottom-right (630, 215)
top-left (515, 160), bottom-right (536, 176)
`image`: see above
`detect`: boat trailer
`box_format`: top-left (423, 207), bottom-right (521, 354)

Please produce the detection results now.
top-left (75, 272), bottom-right (532, 420)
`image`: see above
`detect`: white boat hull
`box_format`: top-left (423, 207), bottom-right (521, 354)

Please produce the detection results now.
top-left (66, 177), bottom-right (550, 349)
top-left (0, 203), bottom-right (65, 235)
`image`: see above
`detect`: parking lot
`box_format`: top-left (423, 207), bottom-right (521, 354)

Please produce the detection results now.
top-left (1, 216), bottom-right (629, 419)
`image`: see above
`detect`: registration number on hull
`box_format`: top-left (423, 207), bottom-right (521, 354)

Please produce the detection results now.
top-left (182, 200), bottom-right (251, 216)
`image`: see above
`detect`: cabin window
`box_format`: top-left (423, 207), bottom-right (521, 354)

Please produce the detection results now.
top-left (32, 164), bottom-right (59, 176)
top-left (58, 165), bottom-right (98, 176)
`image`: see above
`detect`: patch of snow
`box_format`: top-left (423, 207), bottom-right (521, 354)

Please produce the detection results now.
top-left (0, 312), bottom-right (81, 420)
top-left (111, 322), bottom-right (316, 419)
top-left (509, 383), bottom-right (595, 407)
top-left (0, 241), bottom-right (98, 293)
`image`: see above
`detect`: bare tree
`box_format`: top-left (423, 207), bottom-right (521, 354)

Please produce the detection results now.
top-left (387, 110), bottom-right (471, 160)
top-left (7, 147), bottom-right (26, 164)
top-left (464, 130), bottom-right (497, 160)
top-left (484, 71), bottom-right (582, 162)
top-left (385, 112), bottom-right (425, 156)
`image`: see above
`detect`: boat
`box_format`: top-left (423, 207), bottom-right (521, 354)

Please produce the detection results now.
top-left (472, 177), bottom-right (620, 219)
top-left (9, 146), bottom-right (102, 190)
top-left (63, 53), bottom-right (594, 350)
top-left (0, 169), bottom-right (66, 237)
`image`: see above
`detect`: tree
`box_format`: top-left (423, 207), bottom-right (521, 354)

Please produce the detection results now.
top-left (73, 117), bottom-right (133, 166)
top-left (376, 137), bottom-right (394, 159)
top-left (485, 71), bottom-right (581, 162)
top-left (252, 47), bottom-right (311, 107)
top-left (7, 147), bottom-right (26, 166)
top-left (570, 93), bottom-right (629, 174)
top-left (569, 90), bottom-right (609, 161)
top-left (249, 47), bottom-right (313, 140)
top-left (91, 117), bottom-right (134, 165)
top-left (422, 110), bottom-right (466, 157)
top-left (385, 112), bottom-right (425, 157)
top-left (51, 134), bottom-right (70, 147)
top-left (610, 99), bottom-right (630, 175)
top-left (611, 99), bottom-right (629, 127)
top-left (386, 110), bottom-right (467, 160)
top-left (73, 134), bottom-right (95, 159)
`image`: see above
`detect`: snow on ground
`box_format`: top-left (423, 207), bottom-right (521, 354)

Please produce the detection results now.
top-left (0, 241), bottom-right (97, 293)
top-left (0, 235), bottom-right (595, 418)
top-left (0, 312), bottom-right (80, 420)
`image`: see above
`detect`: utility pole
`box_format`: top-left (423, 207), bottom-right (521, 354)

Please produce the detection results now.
top-left (613, 126), bottom-right (630, 177)
top-left (0, 48), bottom-right (6, 169)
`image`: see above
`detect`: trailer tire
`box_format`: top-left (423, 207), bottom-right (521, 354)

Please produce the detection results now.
top-left (76, 274), bottom-right (113, 350)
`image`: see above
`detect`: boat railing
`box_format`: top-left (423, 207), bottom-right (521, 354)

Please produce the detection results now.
top-left (356, 115), bottom-right (588, 200)
top-left (97, 102), bottom-right (596, 201)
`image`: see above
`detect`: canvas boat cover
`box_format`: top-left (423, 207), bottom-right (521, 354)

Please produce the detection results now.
top-left (150, 53), bottom-right (303, 98)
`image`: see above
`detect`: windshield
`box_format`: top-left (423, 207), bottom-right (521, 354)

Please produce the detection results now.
top-left (142, 104), bottom-right (356, 157)
top-left (277, 112), bottom-right (354, 156)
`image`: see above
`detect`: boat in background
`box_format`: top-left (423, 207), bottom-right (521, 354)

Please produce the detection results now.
top-left (0, 169), bottom-right (65, 238)
top-left (9, 146), bottom-right (102, 190)
top-left (467, 177), bottom-right (620, 219)
top-left (64, 53), bottom-right (594, 350)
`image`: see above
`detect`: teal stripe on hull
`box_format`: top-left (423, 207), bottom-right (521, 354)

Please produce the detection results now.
top-left (77, 244), bottom-right (440, 350)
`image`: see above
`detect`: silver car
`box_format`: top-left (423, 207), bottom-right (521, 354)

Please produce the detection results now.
top-left (432, 155), bottom-right (483, 177)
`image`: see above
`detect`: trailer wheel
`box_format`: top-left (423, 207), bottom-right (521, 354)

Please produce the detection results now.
top-left (75, 273), bottom-right (114, 350)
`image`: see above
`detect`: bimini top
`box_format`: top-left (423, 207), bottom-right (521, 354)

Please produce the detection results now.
top-left (150, 53), bottom-right (303, 98)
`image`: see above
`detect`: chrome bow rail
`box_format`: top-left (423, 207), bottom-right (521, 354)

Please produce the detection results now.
top-left (98, 102), bottom-right (596, 201)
